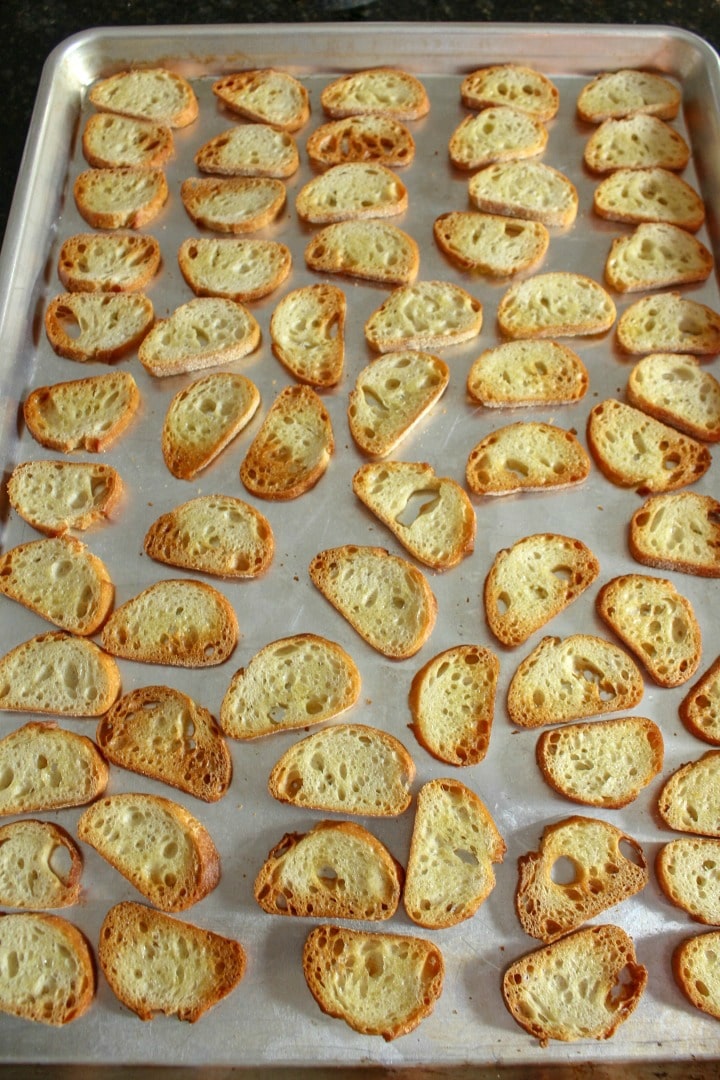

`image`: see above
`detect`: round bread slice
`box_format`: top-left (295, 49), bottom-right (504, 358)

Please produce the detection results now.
top-left (268, 723), bottom-right (414, 815)
top-left (616, 293), bottom-right (720, 355)
top-left (305, 220), bottom-right (419, 286)
top-left (212, 69), bottom-right (309, 132)
top-left (626, 354), bottom-right (720, 441)
top-left (195, 124), bottom-right (299, 178)
top-left (254, 820), bottom-right (402, 920)
top-left (593, 167), bottom-right (705, 232)
top-left (604, 222), bottom-right (713, 293)
top-left (58, 232), bottom-right (160, 293)
top-left (162, 372), bottom-right (260, 481)
top-left (73, 167), bottom-right (168, 230)
top-left (180, 176), bottom-right (286, 234)
top-left (365, 280), bottom-right (482, 353)
top-left (536, 716), bottom-right (664, 809)
top-left (308, 544), bottom-right (437, 660)
top-left (657, 838), bottom-right (720, 924)
top-left (679, 656), bottom-right (720, 744)
top-left (82, 112), bottom-right (174, 169)
top-left (307, 115), bottom-right (415, 169)
top-left (348, 351), bottom-right (449, 457)
top-left (220, 633), bottom-right (360, 740)
top-left (658, 751), bottom-right (720, 837)
top-left (320, 68), bottom-right (430, 121)
top-left (0, 912), bottom-right (95, 1025)
top-left (449, 106), bottom-right (547, 171)
top-left (461, 64), bottom-right (559, 120)
top-left (89, 67), bottom-right (198, 127)
top-left (295, 162), bottom-right (408, 224)
top-left (467, 340), bottom-right (588, 407)
top-left (497, 272), bottom-right (616, 339)
top-left (0, 721), bottom-right (109, 815)
top-left (577, 69), bottom-right (681, 123)
top-left (468, 160), bottom-right (578, 228)
top-left (100, 579), bottom-right (238, 668)
top-left (139, 297), bottom-right (260, 377)
top-left (24, 371), bottom-right (140, 454)
top-left (630, 492), bottom-right (720, 578)
top-left (0, 820), bottom-right (83, 909)
top-left (0, 632), bottom-right (121, 717)
top-left (433, 211), bottom-right (548, 277)
top-left (270, 284), bottom-right (346, 388)
top-left (674, 931), bottom-right (720, 1021)
top-left (466, 421), bottom-right (591, 496)
top-left (584, 114), bottom-right (690, 173)
top-left (178, 237), bottom-right (292, 303)
top-left (45, 291), bottom-right (154, 363)
top-left (7, 460), bottom-right (123, 536)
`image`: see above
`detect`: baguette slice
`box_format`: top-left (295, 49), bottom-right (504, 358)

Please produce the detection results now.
top-left (7, 460), bottom-right (123, 536)
top-left (77, 793), bottom-right (221, 911)
top-left (254, 820), bottom-right (402, 920)
top-left (578, 69), bottom-right (681, 123)
top-left (162, 372), bottom-right (260, 481)
top-left (45, 292), bottom-right (154, 362)
top-left (0, 820), bottom-right (83, 909)
top-left (348, 351), bottom-right (449, 457)
top-left (240, 385), bottom-right (334, 501)
top-left (100, 579), bottom-right (238, 668)
top-left (605, 222), bottom-right (713, 293)
top-left (270, 284), bottom-right (346, 388)
top-left (178, 237), bottom-right (291, 303)
top-left (626, 354), bottom-right (720, 442)
top-left (82, 111), bottom-right (174, 169)
top-left (507, 634), bottom-right (644, 729)
top-left (616, 293), bottom-right (720, 356)
top-left (303, 924), bottom-right (443, 1041)
top-left (180, 176), bottom-right (286, 234)
top-left (98, 901), bottom-right (246, 1022)
top-left (536, 716), bottom-right (664, 809)
top-left (515, 816), bottom-right (648, 942)
top-left (467, 340), bottom-right (588, 407)
top-left (587, 399), bottom-right (711, 493)
top-left (144, 495), bottom-right (273, 579)
top-left (449, 107), bottom-right (547, 171)
top-left (497, 272), bottom-right (616, 339)
top-left (195, 124), bottom-right (299, 178)
top-left (219, 633), bottom-right (360, 740)
top-left (404, 778), bottom-right (505, 928)
top-left (305, 220), bottom-right (419, 286)
top-left (409, 644), bottom-right (499, 766)
top-left (0, 912), bottom-right (94, 1025)
top-left (502, 925), bottom-right (647, 1046)
top-left (309, 544), bottom-right (437, 659)
top-left (584, 114), bottom-right (690, 173)
top-left (433, 211), bottom-right (548, 277)
top-left (212, 69), bottom-right (309, 132)
top-left (352, 460), bottom-right (476, 570)
top-left (674, 931), bottom-right (720, 1021)
top-left (466, 421), bottom-right (591, 496)
top-left (307, 115), bottom-right (415, 169)
top-left (593, 167), bottom-right (705, 232)
top-left (73, 167), bottom-right (168, 230)
top-left (97, 685), bottom-right (231, 802)
top-left (58, 232), bottom-right (161, 294)
top-left (484, 533), bottom-right (599, 647)
top-left (0, 632), bottom-right (121, 717)
top-left (89, 67), bottom-right (198, 128)
top-left (468, 161), bottom-right (578, 228)
top-left (365, 281), bottom-right (482, 353)
top-left (658, 751), bottom-right (720, 838)
top-left (461, 64), bottom-right (559, 120)
top-left (657, 838), bottom-right (720, 924)
top-left (267, 723), bottom-right (414, 816)
top-left (295, 163), bottom-right (408, 224)
top-left (0, 535), bottom-right (114, 635)
top-left (0, 721), bottom-right (108, 815)
top-left (630, 492), bottom-right (720, 577)
top-left (24, 371), bottom-right (140, 454)
top-left (320, 68), bottom-right (430, 121)
top-left (597, 572), bottom-right (701, 687)
top-left (139, 297), bottom-right (260, 377)
top-left (680, 656), bottom-right (720, 744)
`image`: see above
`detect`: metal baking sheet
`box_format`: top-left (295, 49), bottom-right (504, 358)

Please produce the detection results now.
top-left (1, 21), bottom-right (720, 1071)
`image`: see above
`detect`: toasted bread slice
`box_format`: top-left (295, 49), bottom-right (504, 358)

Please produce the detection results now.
top-left (98, 901), bottom-right (246, 1022)
top-left (73, 167), bottom-right (168, 230)
top-left (468, 161), bottom-right (578, 228)
top-left (630, 492), bottom-right (720, 578)
top-left (0, 721), bottom-right (108, 815)
top-left (658, 751), bottom-right (720, 837)
top-left (484, 533), bottom-right (599, 647)
top-left (461, 64), bottom-right (559, 120)
top-left (587, 399), bottom-right (711, 493)
top-left (0, 912), bottom-right (95, 1025)
top-left (507, 634), bottom-right (644, 729)
top-left (348, 351), bottom-right (449, 457)
top-left (0, 820), bottom-right (83, 909)
top-left (449, 106), bottom-right (547, 171)
top-left (497, 272), bottom-right (616, 339)
top-left (467, 340), bottom-right (588, 408)
top-left (0, 535), bottom-right (114, 635)
top-left (593, 167), bottom-right (705, 231)
top-left (365, 281), bottom-right (482, 353)
top-left (536, 716), bottom-right (663, 809)
top-left (82, 111), bottom-right (174, 169)
top-left (77, 793), bottom-right (220, 911)
top-left (270, 284), bottom-right (346, 388)
top-left (466, 422), bottom-right (591, 496)
top-left (674, 931), bottom-right (720, 1021)
top-left (605, 222), bottom-right (713, 293)
top-left (267, 723), bottom-right (414, 816)
top-left (307, 115), bottom-right (415, 169)
top-left (254, 820), bottom-right (402, 920)
top-left (516, 816), bottom-right (648, 942)
top-left (584, 114), bottom-right (689, 173)
top-left (195, 124), bottom-right (299, 178)
top-left (240, 384), bottom-right (334, 500)
top-left (0, 632), bottom-right (121, 717)
top-left (352, 460), bottom-right (476, 570)
top-left (303, 924), bottom-right (444, 1040)
top-left (320, 68), bottom-right (429, 121)
top-left (295, 163), bottom-right (408, 224)
top-left (616, 293), bottom-right (720, 356)
top-left (578, 69), bottom-right (681, 123)
top-left (657, 838), bottom-right (720, 924)
top-left (58, 232), bottom-right (161, 294)
top-left (97, 685), bottom-right (232, 802)
top-left (680, 656), bottom-right (720, 744)
top-left (24, 371), bottom-right (140, 453)
top-left (433, 211), bottom-right (548, 276)
top-left (219, 633), bottom-right (360, 740)
top-left (626, 354), bottom-right (720, 442)
top-left (305, 220), bottom-right (419, 286)
top-left (502, 925), bottom-right (647, 1046)
top-left (597, 572), bottom-right (701, 687)
top-left (139, 297), bottom-right (260, 377)
top-left (45, 291), bottom-right (154, 362)
top-left (180, 176), bottom-right (286, 234)
top-left (404, 778), bottom-right (505, 928)
top-left (101, 579), bottom-right (238, 668)
top-left (178, 237), bottom-right (291, 303)
top-left (409, 644), bottom-right (498, 766)
top-left (309, 544), bottom-right (437, 659)
top-left (162, 372), bottom-right (260, 481)
top-left (7, 460), bottom-right (123, 536)
top-left (89, 67), bottom-right (198, 127)
top-left (212, 69), bottom-right (309, 132)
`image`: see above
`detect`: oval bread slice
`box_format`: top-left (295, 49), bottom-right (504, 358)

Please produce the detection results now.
top-left (657, 838), bottom-right (720, 924)
top-left (616, 293), bottom-right (720, 356)
top-left (162, 372), bottom-right (260, 481)
top-left (7, 460), bottom-right (123, 536)
top-left (45, 292), bottom-right (154, 363)
top-left (212, 69), bottom-right (309, 132)
top-left (24, 371), bottom-right (140, 454)
top-left (433, 211), bottom-right (548, 277)
top-left (139, 297), bottom-right (260, 377)
top-left (365, 280), bottom-right (482, 353)
top-left (468, 160), bottom-right (578, 228)
top-left (305, 220), bottom-right (419, 286)
top-left (593, 167), bottom-right (705, 232)
top-left (0, 820), bottom-right (83, 909)
top-left (178, 237), bottom-right (292, 303)
top-left (0, 721), bottom-right (108, 815)
top-left (626, 353), bottom-right (720, 442)
top-left (295, 162), bottom-right (408, 224)
top-left (466, 422), bottom-right (591, 496)
top-left (73, 167), bottom-right (168, 230)
top-left (307, 115), bottom-right (415, 169)
top-left (0, 632), bottom-right (121, 717)
top-left (320, 68), bottom-right (430, 121)
top-left (467, 340), bottom-right (588, 407)
top-left (195, 124), bottom-right (299, 178)
top-left (680, 656), bottom-right (720, 744)
top-left (577, 69), bottom-right (681, 123)
top-left (348, 351), bottom-right (449, 457)
top-left (497, 272), bottom-right (616, 339)
top-left (630, 492), bottom-right (720, 578)
top-left (657, 751), bottom-right (720, 838)
top-left (461, 64), bottom-right (559, 120)
top-left (449, 106), bottom-right (547, 171)
top-left (58, 232), bottom-right (161, 294)
top-left (674, 931), bottom-right (720, 1021)
top-left (180, 176), bottom-right (286, 234)
top-left (604, 222), bottom-right (713, 293)
top-left (82, 112), bottom-right (174, 169)
top-left (89, 67), bottom-right (198, 127)
top-left (270, 284), bottom-right (346, 388)
top-left (584, 114), bottom-right (690, 173)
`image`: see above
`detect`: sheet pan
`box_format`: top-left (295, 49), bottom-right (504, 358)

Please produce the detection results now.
top-left (1, 21), bottom-right (720, 1071)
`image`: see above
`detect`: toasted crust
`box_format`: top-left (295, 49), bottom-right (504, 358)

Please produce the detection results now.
top-left (73, 167), bottom-right (168, 230)
top-left (467, 340), bottom-right (588, 408)
top-left (58, 232), bottom-right (161, 294)
top-left (461, 64), bottom-right (559, 120)
top-left (616, 293), bottom-right (720, 356)
top-left (295, 162), bottom-right (408, 224)
top-left (320, 68), bottom-right (429, 121)
top-left (180, 176), bottom-right (286, 234)
top-left (162, 372), bottom-right (260, 481)
top-left (584, 114), bottom-right (690, 173)
top-left (604, 222), bottom-right (713, 293)
top-left (0, 721), bottom-right (108, 815)
top-left (626, 354), bottom-right (720, 442)
top-left (578, 69), bottom-right (681, 123)
top-left (449, 107), bottom-right (547, 171)
top-left (497, 272), bottom-right (616, 339)
top-left (305, 220), bottom-right (419, 286)
top-left (212, 69), bottom-right (309, 132)
top-left (0, 632), bottom-right (121, 717)
top-left (348, 351), bottom-right (449, 457)
top-left (593, 167), bottom-right (705, 231)
top-left (270, 284), bottom-right (346, 388)
top-left (658, 751), bottom-right (720, 838)
top-left (433, 211), bottom-right (548, 277)
top-left (45, 291), bottom-right (154, 363)
top-left (630, 493), bottom-right (720, 578)
top-left (0, 820), bottom-right (83, 909)
top-left (674, 931), bottom-right (720, 1021)
top-left (0, 912), bottom-right (95, 1025)
top-left (178, 237), bottom-right (292, 303)
top-left (468, 161), bottom-right (578, 228)
top-left (98, 902), bottom-right (246, 1022)
top-left (89, 67), bottom-right (198, 128)
top-left (82, 112), bottom-right (174, 169)
top-left (679, 656), bottom-right (720, 744)
top-left (24, 371), bottom-right (140, 454)
top-left (365, 281), bottom-right (482, 353)
top-left (657, 838), bottom-right (720, 924)
top-left (7, 460), bottom-right (123, 536)
top-left (466, 422), bottom-right (591, 496)
top-left (195, 124), bottom-right (299, 178)
top-left (307, 115), bottom-right (415, 169)
top-left (139, 297), bottom-right (260, 377)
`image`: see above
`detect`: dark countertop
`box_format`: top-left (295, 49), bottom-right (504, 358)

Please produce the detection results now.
top-left (1, 0), bottom-right (719, 249)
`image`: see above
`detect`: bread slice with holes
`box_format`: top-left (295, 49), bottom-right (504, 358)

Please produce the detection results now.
top-left (502, 925), bottom-right (647, 1046)
top-left (658, 751), bottom-right (720, 837)
top-left (320, 68), bottom-right (429, 121)
top-left (296, 163), bottom-right (408, 224)
top-left (352, 460), bottom-right (476, 570)
top-left (178, 237), bottom-right (291, 303)
top-left (212, 69), bottom-right (309, 132)
top-left (657, 838), bottom-right (720, 924)
top-left (630, 492), bottom-right (720, 577)
top-left (219, 633), bottom-right (360, 740)
top-left (180, 176), bottom-right (286, 234)
top-left (195, 124), bottom-right (299, 178)
top-left (365, 281), bottom-right (482, 353)
top-left (466, 422), bottom-right (591, 496)
top-left (98, 901), bottom-right (246, 1022)
top-left (73, 167), bottom-right (168, 230)
top-left (536, 716), bottom-right (663, 809)
top-left (0, 912), bottom-right (95, 1025)
top-left (680, 656), bottom-right (720, 744)
top-left (96, 685), bottom-right (232, 802)
top-left (305, 220), bottom-right (419, 286)
top-left (461, 64), bottom-right (559, 120)
top-left (57, 232), bottom-right (161, 293)
top-left (139, 297), bottom-right (260, 377)
top-left (0, 632), bottom-right (121, 717)
top-left (617, 293), bottom-right (720, 356)
top-left (449, 107), bottom-right (547, 171)
top-left (307, 115), bottom-right (415, 169)
top-left (605, 222), bottom-right (713, 293)
top-left (162, 372), bottom-right (260, 481)
top-left (593, 167), bottom-right (705, 231)
top-left (89, 67), bottom-right (198, 127)
top-left (467, 340), bottom-right (588, 408)
top-left (348, 351), bottom-right (449, 457)
top-left (506, 633), bottom-right (644, 729)
top-left (584, 114), bottom-right (689, 173)
top-left (433, 211), bottom-right (548, 277)
top-left (24, 371), bottom-right (140, 454)
top-left (78, 793), bottom-right (220, 911)
top-left (403, 777), bottom-right (505, 929)
top-left (267, 723), bottom-right (414, 816)
top-left (82, 111), bottom-right (174, 169)
top-left (270, 284), bottom-right (346, 388)
top-left (0, 721), bottom-right (108, 815)
top-left (578, 69), bottom-right (681, 123)
top-left (674, 930), bottom-right (720, 1021)
top-left (497, 272), bottom-right (616, 339)
top-left (308, 545), bottom-right (437, 659)
top-left (626, 354), bottom-right (720, 442)
top-left (254, 820), bottom-right (402, 920)
top-left (7, 460), bottom-right (123, 536)
top-left (45, 291), bottom-right (154, 362)
top-left (303, 924), bottom-right (444, 1040)
top-left (468, 161), bottom-right (578, 228)
top-left (0, 820), bottom-right (83, 909)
